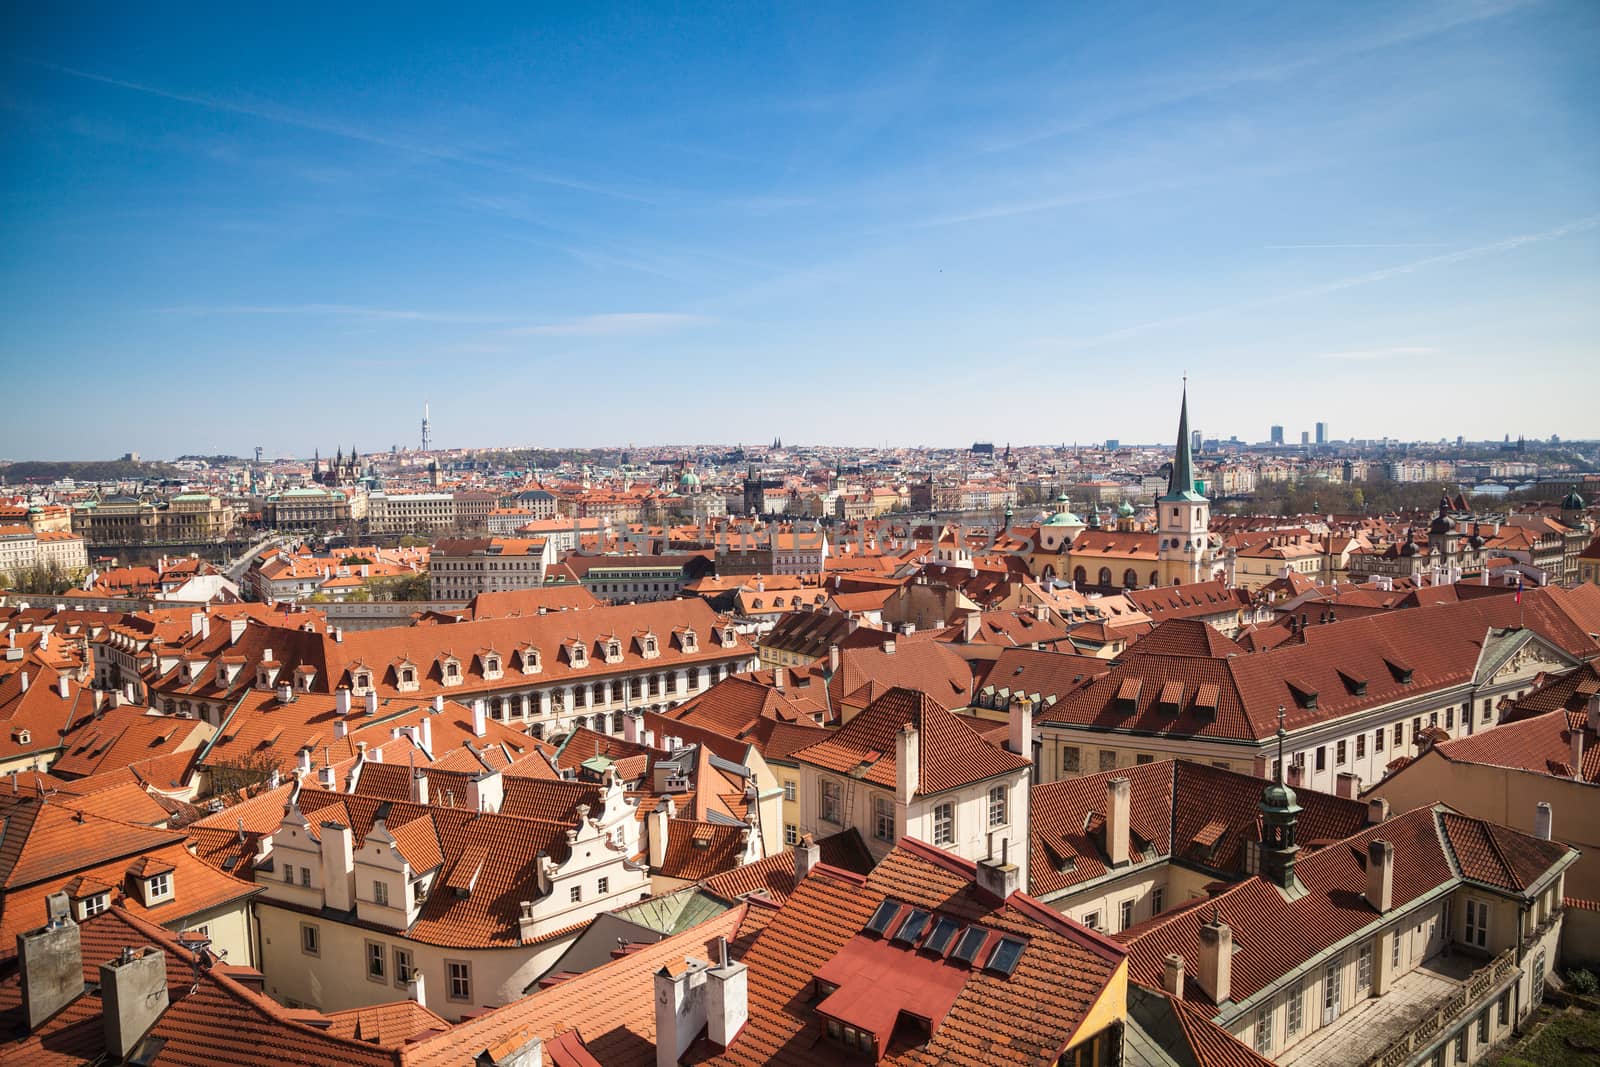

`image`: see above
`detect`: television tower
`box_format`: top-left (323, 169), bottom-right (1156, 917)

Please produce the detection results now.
top-left (421, 402), bottom-right (432, 452)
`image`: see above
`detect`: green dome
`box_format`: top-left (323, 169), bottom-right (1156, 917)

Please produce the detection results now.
top-left (1563, 486), bottom-right (1584, 510)
top-left (1116, 499), bottom-right (1136, 518)
top-left (678, 470), bottom-right (701, 489)
top-left (1260, 781), bottom-right (1300, 814)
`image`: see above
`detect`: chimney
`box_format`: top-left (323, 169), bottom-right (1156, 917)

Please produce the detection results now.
top-left (1588, 694), bottom-right (1600, 736)
top-left (190, 611), bottom-right (205, 639)
top-left (19, 671), bottom-right (28, 692)
top-left (101, 946), bottom-right (169, 1059)
top-left (1367, 797), bottom-right (1390, 825)
top-left (828, 643), bottom-right (841, 675)
top-left (1286, 762), bottom-right (1304, 789)
top-left (334, 718), bottom-right (348, 739)
top-left (896, 721), bottom-right (919, 804)
top-left (57, 674), bottom-right (70, 701)
top-left (296, 748), bottom-right (312, 777)
top-left (1535, 801), bottom-right (1552, 841)
top-left (1162, 953), bottom-right (1185, 996)
top-left (654, 956), bottom-right (710, 1067)
top-left (419, 716), bottom-right (433, 757)
top-left (333, 626), bottom-right (343, 643)
top-left (517, 900), bottom-right (537, 945)
top-left (648, 800), bottom-right (673, 868)
top-left (276, 681), bottom-right (293, 704)
top-left (1335, 771), bottom-right (1360, 799)
top-left (976, 834), bottom-right (1021, 900)
top-left (1367, 839), bottom-right (1394, 913)
top-left (1572, 727), bottom-right (1586, 781)
top-left (1196, 911), bottom-right (1233, 1005)
top-left (472, 699), bottom-right (487, 738)
top-left (18, 894), bottom-right (84, 1030)
top-left (1106, 777), bottom-right (1131, 867)
top-left (406, 970), bottom-right (426, 1006)
top-left (262, 648), bottom-right (273, 666)
top-left (794, 833), bottom-right (821, 881)
top-left (882, 636), bottom-right (896, 656)
top-left (1008, 693), bottom-right (1032, 758)
top-left (320, 821), bottom-right (354, 911)
top-left (772, 666), bottom-right (784, 690)
top-left (335, 687), bottom-right (351, 715)
top-left (623, 712), bottom-right (641, 744)
top-left (318, 763), bottom-right (336, 789)
top-left (706, 936), bottom-right (749, 1049)
top-left (364, 690), bottom-right (379, 715)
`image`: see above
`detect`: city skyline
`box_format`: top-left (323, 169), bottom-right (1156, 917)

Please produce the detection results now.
top-left (3, 2), bottom-right (1598, 459)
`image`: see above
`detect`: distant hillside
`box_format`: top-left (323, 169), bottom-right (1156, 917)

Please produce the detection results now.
top-left (0, 459), bottom-right (187, 484)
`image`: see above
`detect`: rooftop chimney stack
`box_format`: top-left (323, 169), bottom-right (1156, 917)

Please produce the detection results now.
top-left (794, 833), bottom-right (821, 881)
top-left (100, 946), bottom-right (169, 1060)
top-left (895, 721), bottom-right (920, 805)
top-left (17, 893), bottom-right (83, 1031)
top-left (1572, 727), bottom-right (1586, 781)
top-left (1367, 797), bottom-right (1390, 825)
top-left (654, 956), bottom-right (710, 1067)
top-left (1588, 694), bottom-right (1600, 737)
top-left (432, 694), bottom-right (445, 714)
top-left (57, 675), bottom-right (70, 701)
top-left (1008, 693), bottom-right (1033, 759)
top-left (364, 689), bottom-right (379, 715)
top-left (472, 699), bottom-right (487, 738)
top-left (1367, 839), bottom-right (1394, 913)
top-left (705, 936), bottom-right (749, 1049)
top-left (320, 821), bottom-right (354, 911)
top-left (1196, 911), bottom-right (1233, 1005)
top-left (1335, 771), bottom-right (1360, 799)
top-left (1535, 801), bottom-right (1553, 841)
top-left (1162, 953), bottom-right (1185, 996)
top-left (828, 643), bottom-right (841, 675)
top-left (335, 687), bottom-right (350, 715)
top-left (1106, 777), bottom-right (1131, 868)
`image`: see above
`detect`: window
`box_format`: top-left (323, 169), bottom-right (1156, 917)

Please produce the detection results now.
top-left (301, 923), bottom-right (319, 956)
top-left (1063, 746), bottom-right (1081, 774)
top-left (373, 880), bottom-right (389, 907)
top-left (447, 960), bottom-right (472, 1002)
top-left (1392, 928), bottom-right (1403, 970)
top-left (598, 877), bottom-right (609, 895)
top-left (874, 797), bottom-right (894, 842)
top-left (366, 941), bottom-right (386, 981)
top-left (1445, 707), bottom-right (1454, 730)
top-left (1120, 899), bottom-right (1134, 932)
top-left (1336, 740), bottom-right (1347, 765)
top-left (785, 823), bottom-right (798, 846)
top-left (82, 893), bottom-right (109, 918)
top-left (783, 780), bottom-right (796, 802)
top-left (1465, 898), bottom-right (1488, 948)
top-left (1315, 746), bottom-right (1327, 772)
top-left (1395, 723), bottom-right (1405, 746)
top-left (1482, 700), bottom-right (1493, 723)
top-left (1356, 735), bottom-right (1366, 760)
top-left (1099, 751), bottom-right (1118, 772)
top-left (1136, 753), bottom-right (1154, 765)
top-left (393, 947), bottom-right (414, 985)
top-left (933, 803), bottom-right (955, 846)
top-left (570, 885), bottom-right (582, 903)
top-left (300, 867), bottom-right (311, 888)
top-left (1477, 1010), bottom-right (1489, 1044)
top-left (1255, 1005), bottom-right (1272, 1054)
top-left (1082, 911), bottom-right (1101, 931)
top-left (1286, 979), bottom-right (1304, 1037)
top-left (988, 786), bottom-right (1008, 827)
top-left (821, 780), bottom-right (841, 823)
top-left (1358, 943), bottom-right (1373, 990)
top-left (1151, 887), bottom-right (1164, 915)
top-left (1454, 1030), bottom-right (1467, 1063)
top-left (1375, 728), bottom-right (1385, 752)
top-left (1498, 990), bottom-right (1510, 1026)
top-left (282, 864), bottom-right (293, 883)
top-left (1533, 950), bottom-right (1546, 1005)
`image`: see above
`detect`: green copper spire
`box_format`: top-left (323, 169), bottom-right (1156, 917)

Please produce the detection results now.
top-left (1160, 380), bottom-right (1206, 503)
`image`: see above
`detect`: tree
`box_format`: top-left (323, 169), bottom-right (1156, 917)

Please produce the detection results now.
top-left (4, 561), bottom-right (80, 595)
top-left (366, 572), bottom-right (432, 601)
top-left (205, 748), bottom-right (284, 801)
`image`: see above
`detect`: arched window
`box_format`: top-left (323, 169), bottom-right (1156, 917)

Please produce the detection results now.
top-left (1073, 566), bottom-right (1087, 586)
top-left (1149, 571), bottom-right (1160, 587)
top-left (1173, 577), bottom-right (1182, 585)
top-left (1123, 569), bottom-right (1139, 589)
top-left (1098, 567), bottom-right (1113, 587)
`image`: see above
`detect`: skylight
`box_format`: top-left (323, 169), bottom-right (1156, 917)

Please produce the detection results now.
top-left (951, 925), bottom-right (990, 966)
top-left (865, 898), bottom-right (901, 937)
top-left (985, 936), bottom-right (1026, 977)
top-left (893, 908), bottom-right (930, 944)
top-left (921, 915), bottom-right (960, 956)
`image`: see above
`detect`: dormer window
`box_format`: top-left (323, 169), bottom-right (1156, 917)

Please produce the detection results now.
top-left (401, 667), bottom-right (415, 684)
top-left (442, 659), bottom-right (462, 685)
top-left (680, 629), bottom-right (697, 653)
top-left (641, 633), bottom-right (658, 659)
top-left (13, 728), bottom-right (30, 746)
top-left (77, 892), bottom-right (110, 920)
top-left (605, 639), bottom-right (622, 664)
top-left (719, 626), bottom-right (737, 649)
top-left (484, 656), bottom-right (502, 678)
top-left (521, 647), bottom-right (541, 674)
top-left (356, 672), bottom-right (372, 692)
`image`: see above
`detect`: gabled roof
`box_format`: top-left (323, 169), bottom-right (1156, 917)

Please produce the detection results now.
top-left (792, 687), bottom-right (1030, 796)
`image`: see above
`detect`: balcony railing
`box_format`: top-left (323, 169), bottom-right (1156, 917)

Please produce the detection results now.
top-left (1366, 948), bottom-right (1517, 1067)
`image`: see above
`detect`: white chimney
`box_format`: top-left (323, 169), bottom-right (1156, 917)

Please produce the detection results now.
top-left (334, 718), bottom-right (348, 739)
top-left (412, 768), bottom-right (430, 806)
top-left (335, 687), bottom-right (351, 715)
top-left (101, 946), bottom-right (169, 1060)
top-left (57, 675), bottom-right (70, 701)
top-left (896, 721), bottom-right (919, 805)
top-left (706, 936), bottom-right (748, 1049)
top-left (654, 956), bottom-right (709, 1067)
top-left (828, 643), bottom-right (841, 674)
top-left (1367, 839), bottom-right (1394, 913)
top-left (19, 671), bottom-right (28, 692)
top-left (419, 716), bottom-right (432, 756)
top-left (406, 971), bottom-right (426, 1006)
top-left (1572, 727), bottom-right (1586, 781)
top-left (296, 748), bottom-right (312, 776)
top-left (794, 833), bottom-right (821, 881)
top-left (1367, 797), bottom-right (1390, 824)
top-left (1162, 953), bottom-right (1185, 996)
top-left (1106, 777), bottom-right (1131, 867)
top-left (648, 798), bottom-right (674, 868)
top-left (472, 699), bottom-right (487, 738)
top-left (365, 689), bottom-right (378, 714)
top-left (432, 694), bottom-right (444, 713)
top-left (1196, 912), bottom-right (1233, 1004)
top-left (1535, 801), bottom-right (1553, 841)
top-left (320, 821), bottom-right (354, 911)
top-left (772, 666), bottom-right (785, 690)
top-left (1008, 693), bottom-right (1032, 758)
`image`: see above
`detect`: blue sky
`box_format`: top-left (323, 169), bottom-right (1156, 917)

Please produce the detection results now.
top-left (2, 1), bottom-right (1596, 459)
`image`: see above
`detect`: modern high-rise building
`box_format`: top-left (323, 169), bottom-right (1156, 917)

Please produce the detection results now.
top-left (1301, 430), bottom-right (1310, 446)
top-left (1191, 429), bottom-right (1202, 455)
top-left (1315, 421), bottom-right (1328, 445)
top-left (1270, 425), bottom-right (1284, 445)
